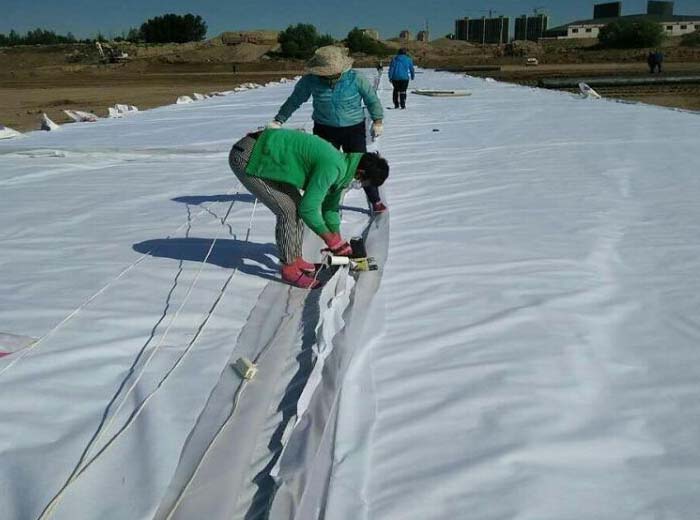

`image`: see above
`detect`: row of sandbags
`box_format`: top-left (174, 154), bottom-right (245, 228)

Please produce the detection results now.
top-left (2, 77), bottom-right (302, 139)
top-left (175, 77), bottom-right (298, 105)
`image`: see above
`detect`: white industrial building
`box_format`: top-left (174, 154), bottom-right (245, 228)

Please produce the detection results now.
top-left (546, 1), bottom-right (700, 39)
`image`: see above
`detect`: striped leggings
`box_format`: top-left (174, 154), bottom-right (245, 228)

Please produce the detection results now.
top-left (228, 134), bottom-right (304, 265)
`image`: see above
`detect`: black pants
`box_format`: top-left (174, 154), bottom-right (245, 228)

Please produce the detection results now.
top-left (391, 79), bottom-right (410, 108)
top-left (313, 121), bottom-right (381, 204)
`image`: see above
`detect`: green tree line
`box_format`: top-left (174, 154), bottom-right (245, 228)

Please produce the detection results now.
top-left (0, 13), bottom-right (207, 47)
top-left (0, 28), bottom-right (79, 46)
top-left (597, 20), bottom-right (666, 48)
top-left (277, 24), bottom-right (392, 59)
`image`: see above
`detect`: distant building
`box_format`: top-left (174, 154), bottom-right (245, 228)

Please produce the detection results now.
top-left (514, 14), bottom-right (549, 41)
top-left (361, 28), bottom-right (380, 40)
top-left (455, 18), bottom-right (469, 41)
top-left (399, 30), bottom-right (412, 40)
top-left (417, 30), bottom-right (430, 42)
top-left (648, 0), bottom-right (674, 16)
top-left (594, 2), bottom-right (622, 19)
top-left (454, 16), bottom-right (509, 44)
top-left (546, 1), bottom-right (700, 39)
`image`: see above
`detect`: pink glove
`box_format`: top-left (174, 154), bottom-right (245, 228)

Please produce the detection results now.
top-left (320, 233), bottom-right (353, 257)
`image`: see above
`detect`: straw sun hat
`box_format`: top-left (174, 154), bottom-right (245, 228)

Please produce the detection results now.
top-left (305, 46), bottom-right (354, 76)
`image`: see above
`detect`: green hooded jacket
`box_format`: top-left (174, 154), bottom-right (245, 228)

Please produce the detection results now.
top-left (245, 129), bottom-right (363, 235)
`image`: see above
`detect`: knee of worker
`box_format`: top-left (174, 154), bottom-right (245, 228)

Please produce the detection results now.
top-left (266, 194), bottom-right (302, 223)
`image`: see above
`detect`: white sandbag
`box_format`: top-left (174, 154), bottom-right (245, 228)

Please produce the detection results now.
top-left (0, 124), bottom-right (23, 139)
top-left (40, 113), bottom-right (60, 131)
top-left (176, 96), bottom-right (194, 104)
top-left (64, 110), bottom-right (98, 123)
top-left (114, 104), bottom-right (139, 114)
top-left (579, 82), bottom-right (602, 99)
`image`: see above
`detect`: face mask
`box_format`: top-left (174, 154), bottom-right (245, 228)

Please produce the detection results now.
top-left (349, 179), bottom-right (364, 190)
top-left (322, 73), bottom-right (341, 86)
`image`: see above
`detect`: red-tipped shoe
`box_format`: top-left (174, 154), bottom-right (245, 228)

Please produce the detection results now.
top-left (295, 257), bottom-right (316, 274)
top-left (372, 201), bottom-right (388, 214)
top-left (281, 264), bottom-right (320, 289)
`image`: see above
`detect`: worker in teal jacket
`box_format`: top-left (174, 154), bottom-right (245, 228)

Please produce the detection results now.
top-left (229, 128), bottom-right (389, 288)
top-left (268, 46), bottom-right (389, 214)
top-left (388, 48), bottom-right (415, 109)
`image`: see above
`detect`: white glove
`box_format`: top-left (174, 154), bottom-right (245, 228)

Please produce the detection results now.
top-left (266, 119), bottom-right (283, 129)
top-left (371, 121), bottom-right (383, 138)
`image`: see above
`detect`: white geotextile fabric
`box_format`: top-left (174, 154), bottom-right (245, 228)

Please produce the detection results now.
top-left (0, 80), bottom-right (341, 519)
top-left (324, 72), bottom-right (700, 519)
top-left (4, 68), bottom-right (700, 520)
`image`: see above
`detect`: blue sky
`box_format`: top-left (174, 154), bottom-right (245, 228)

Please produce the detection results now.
top-left (2, 0), bottom-right (700, 39)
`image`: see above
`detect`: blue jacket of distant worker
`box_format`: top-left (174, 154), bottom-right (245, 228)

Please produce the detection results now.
top-left (274, 70), bottom-right (383, 128)
top-left (388, 54), bottom-right (415, 81)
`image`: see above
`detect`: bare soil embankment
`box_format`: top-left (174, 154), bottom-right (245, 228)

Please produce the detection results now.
top-left (3, 35), bottom-right (700, 132)
top-left (0, 39), bottom-right (302, 132)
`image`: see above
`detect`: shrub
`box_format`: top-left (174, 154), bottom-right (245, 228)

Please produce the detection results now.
top-left (345, 27), bottom-right (392, 56)
top-left (140, 13), bottom-right (207, 44)
top-left (598, 20), bottom-right (665, 48)
top-left (681, 30), bottom-right (700, 47)
top-left (278, 24), bottom-right (335, 59)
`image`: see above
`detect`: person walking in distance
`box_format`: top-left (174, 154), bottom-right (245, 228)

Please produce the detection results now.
top-left (268, 46), bottom-right (388, 214)
top-left (228, 128), bottom-right (389, 289)
top-left (388, 48), bottom-right (415, 109)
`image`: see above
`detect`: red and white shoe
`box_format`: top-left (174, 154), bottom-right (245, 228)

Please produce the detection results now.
top-left (281, 264), bottom-right (320, 289)
top-left (372, 201), bottom-right (388, 214)
top-left (295, 257), bottom-right (316, 274)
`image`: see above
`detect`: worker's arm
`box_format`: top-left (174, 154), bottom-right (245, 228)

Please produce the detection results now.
top-left (356, 74), bottom-right (384, 122)
top-left (320, 188), bottom-right (344, 233)
top-left (274, 76), bottom-right (312, 123)
top-left (298, 167), bottom-right (339, 236)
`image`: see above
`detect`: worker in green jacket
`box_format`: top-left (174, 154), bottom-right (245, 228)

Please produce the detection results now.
top-left (268, 46), bottom-right (388, 214)
top-left (229, 128), bottom-right (389, 289)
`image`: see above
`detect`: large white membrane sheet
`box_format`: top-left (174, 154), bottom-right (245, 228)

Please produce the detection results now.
top-left (325, 72), bottom-right (700, 519)
top-left (0, 81), bottom-right (331, 519)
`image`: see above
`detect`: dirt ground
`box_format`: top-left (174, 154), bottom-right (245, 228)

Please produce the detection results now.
top-left (488, 62), bottom-right (700, 112)
top-left (1, 68), bottom-right (300, 131)
top-left (2, 38), bottom-right (700, 133)
top-left (0, 40), bottom-right (301, 132)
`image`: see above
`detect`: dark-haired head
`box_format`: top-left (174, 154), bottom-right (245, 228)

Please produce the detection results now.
top-left (357, 152), bottom-right (389, 187)
top-left (398, 48), bottom-right (407, 55)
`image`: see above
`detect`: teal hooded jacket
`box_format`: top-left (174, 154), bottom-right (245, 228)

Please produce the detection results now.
top-left (274, 70), bottom-right (383, 128)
